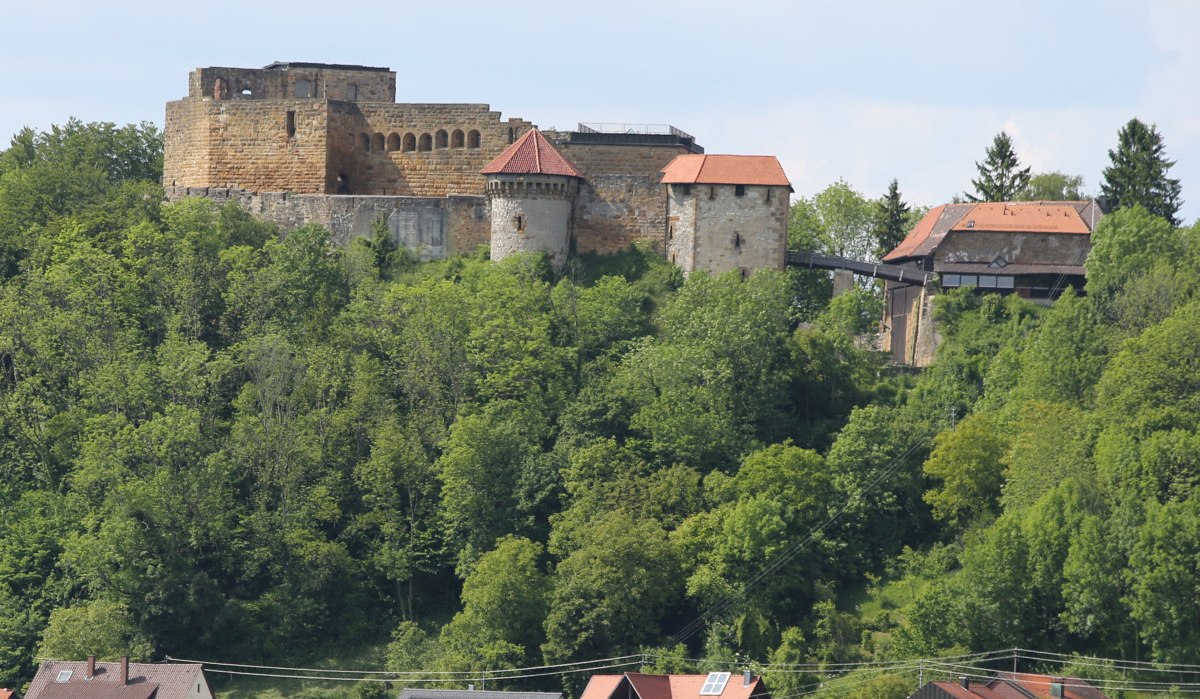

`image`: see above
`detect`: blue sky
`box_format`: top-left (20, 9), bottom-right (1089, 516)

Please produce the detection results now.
top-left (3, 0), bottom-right (1197, 223)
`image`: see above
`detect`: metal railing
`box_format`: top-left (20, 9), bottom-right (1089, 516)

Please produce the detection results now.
top-left (576, 123), bottom-right (694, 139)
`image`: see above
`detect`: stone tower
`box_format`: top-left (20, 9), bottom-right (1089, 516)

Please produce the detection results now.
top-left (481, 129), bottom-right (584, 269)
top-left (661, 154), bottom-right (792, 276)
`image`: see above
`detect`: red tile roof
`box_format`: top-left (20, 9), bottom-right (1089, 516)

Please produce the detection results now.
top-left (1, 689), bottom-right (13, 699)
top-left (883, 201), bottom-right (1098, 263)
top-left (923, 674), bottom-right (1110, 699)
top-left (25, 660), bottom-right (208, 699)
top-left (660, 155), bottom-right (792, 189)
top-left (950, 203), bottom-right (1090, 234)
top-left (581, 673), bottom-right (767, 699)
top-left (480, 129), bottom-right (584, 178)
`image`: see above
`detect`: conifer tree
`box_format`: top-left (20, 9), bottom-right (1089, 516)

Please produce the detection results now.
top-left (967, 131), bottom-right (1031, 202)
top-left (1100, 118), bottom-right (1182, 226)
top-left (873, 178), bottom-right (910, 259)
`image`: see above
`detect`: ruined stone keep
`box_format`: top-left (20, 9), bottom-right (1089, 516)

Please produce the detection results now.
top-left (164, 62), bottom-right (792, 274)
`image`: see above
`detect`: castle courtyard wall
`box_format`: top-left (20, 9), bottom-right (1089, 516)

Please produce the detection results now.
top-left (165, 187), bottom-right (489, 260)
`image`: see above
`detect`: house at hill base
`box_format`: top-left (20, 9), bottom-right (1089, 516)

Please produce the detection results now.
top-left (397, 689), bottom-right (562, 699)
top-left (881, 200), bottom-right (1104, 365)
top-left (163, 61), bottom-right (791, 276)
top-left (580, 671), bottom-right (769, 699)
top-left (24, 656), bottom-right (212, 699)
top-left (908, 671), bottom-right (1111, 699)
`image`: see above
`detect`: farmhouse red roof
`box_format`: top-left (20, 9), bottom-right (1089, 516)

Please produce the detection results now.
top-left (883, 201), bottom-right (1095, 262)
top-left (480, 129), bottom-right (584, 178)
top-left (661, 154), bottom-right (792, 189)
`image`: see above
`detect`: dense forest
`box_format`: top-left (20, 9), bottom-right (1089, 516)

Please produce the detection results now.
top-left (2, 119), bottom-right (1199, 699)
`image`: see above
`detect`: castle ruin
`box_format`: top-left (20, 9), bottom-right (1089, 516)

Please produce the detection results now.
top-left (164, 61), bottom-right (791, 273)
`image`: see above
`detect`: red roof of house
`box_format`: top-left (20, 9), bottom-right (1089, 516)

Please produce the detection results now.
top-left (950, 203), bottom-right (1091, 234)
top-left (883, 201), bottom-right (1099, 263)
top-left (581, 673), bottom-right (767, 699)
top-left (25, 660), bottom-right (209, 699)
top-left (480, 129), bottom-right (584, 178)
top-left (924, 674), bottom-right (1109, 699)
top-left (661, 155), bottom-right (792, 189)
top-left (1, 688), bottom-right (13, 699)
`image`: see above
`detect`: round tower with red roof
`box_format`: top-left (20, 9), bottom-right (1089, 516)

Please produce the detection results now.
top-left (480, 128), bottom-right (585, 269)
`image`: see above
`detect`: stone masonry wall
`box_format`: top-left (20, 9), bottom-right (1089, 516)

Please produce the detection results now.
top-left (166, 91), bottom-right (534, 197)
top-left (164, 99), bottom-right (330, 192)
top-left (487, 176), bottom-right (577, 269)
top-left (190, 66), bottom-right (395, 102)
top-left (665, 184), bottom-right (697, 270)
top-left (330, 102), bottom-right (533, 197)
top-left (934, 230), bottom-right (1091, 266)
top-left (554, 143), bottom-right (689, 255)
top-left (556, 142), bottom-right (689, 176)
top-left (574, 175), bottom-right (667, 255)
top-left (165, 187), bottom-right (489, 260)
top-left (682, 184), bottom-right (789, 275)
top-left (163, 98), bottom-right (212, 187)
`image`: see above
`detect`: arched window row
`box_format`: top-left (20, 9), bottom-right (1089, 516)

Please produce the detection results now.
top-left (360, 129), bottom-right (483, 153)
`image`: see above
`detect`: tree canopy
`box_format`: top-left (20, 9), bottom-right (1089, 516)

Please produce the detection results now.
top-left (1100, 118), bottom-right (1183, 226)
top-left (967, 131), bottom-right (1031, 202)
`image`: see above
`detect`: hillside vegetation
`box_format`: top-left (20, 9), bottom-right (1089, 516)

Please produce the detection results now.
top-left (3, 121), bottom-right (1200, 699)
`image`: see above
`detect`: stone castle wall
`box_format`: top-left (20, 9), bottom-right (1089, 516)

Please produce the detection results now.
top-left (165, 64), bottom-right (791, 273)
top-left (165, 186), bottom-right (489, 259)
top-left (576, 175), bottom-right (667, 255)
top-left (665, 184), bottom-right (697, 270)
top-left (166, 93), bottom-right (535, 197)
top-left (670, 183), bottom-right (789, 275)
top-left (190, 65), bottom-right (395, 102)
top-left (555, 142), bottom-right (689, 256)
top-left (165, 99), bottom-right (331, 193)
top-left (331, 102), bottom-right (533, 197)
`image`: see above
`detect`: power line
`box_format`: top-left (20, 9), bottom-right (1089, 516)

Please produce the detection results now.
top-left (167, 654), bottom-right (646, 676)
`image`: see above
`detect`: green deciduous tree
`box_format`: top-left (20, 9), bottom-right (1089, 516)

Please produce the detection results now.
top-left (967, 132), bottom-right (1031, 202)
top-left (36, 599), bottom-right (154, 661)
top-left (1084, 205), bottom-right (1179, 321)
top-left (1017, 171), bottom-right (1086, 201)
top-left (1101, 118), bottom-right (1183, 226)
top-left (542, 513), bottom-right (681, 671)
top-left (1128, 495), bottom-right (1200, 663)
top-left (922, 411), bottom-right (1007, 529)
top-left (439, 536), bottom-right (550, 668)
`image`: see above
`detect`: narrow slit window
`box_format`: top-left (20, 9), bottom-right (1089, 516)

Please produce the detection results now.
top-left (286, 110), bottom-right (296, 138)
top-left (514, 214), bottom-right (526, 232)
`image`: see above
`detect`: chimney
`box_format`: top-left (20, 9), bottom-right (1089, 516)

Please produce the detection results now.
top-left (959, 676), bottom-right (969, 689)
top-left (743, 670), bottom-right (752, 687)
top-left (86, 656), bottom-right (96, 680)
top-left (120, 656), bottom-right (129, 686)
